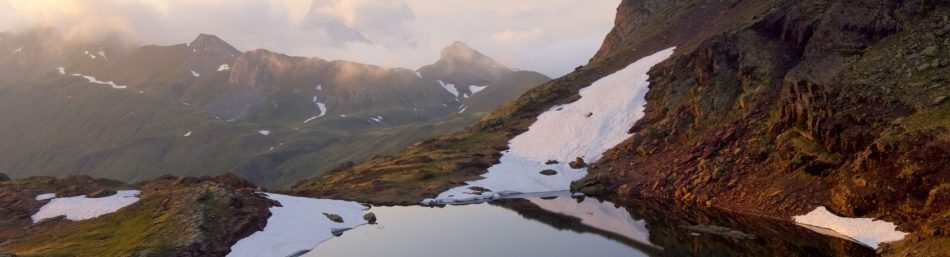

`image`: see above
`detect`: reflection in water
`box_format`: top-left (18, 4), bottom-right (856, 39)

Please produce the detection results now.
top-left (306, 193), bottom-right (877, 257)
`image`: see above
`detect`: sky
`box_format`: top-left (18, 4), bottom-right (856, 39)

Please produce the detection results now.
top-left (0, 0), bottom-right (619, 77)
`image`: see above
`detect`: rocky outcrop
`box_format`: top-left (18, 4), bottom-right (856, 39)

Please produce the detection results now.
top-left (0, 174), bottom-right (274, 257)
top-left (576, 0), bottom-right (950, 254)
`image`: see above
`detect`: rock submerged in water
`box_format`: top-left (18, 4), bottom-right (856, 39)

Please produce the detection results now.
top-left (363, 212), bottom-right (377, 224)
top-left (569, 157), bottom-right (587, 169)
top-left (539, 169), bottom-right (558, 176)
top-left (323, 213), bottom-right (344, 223)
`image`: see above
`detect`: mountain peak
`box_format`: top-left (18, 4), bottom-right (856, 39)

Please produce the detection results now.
top-left (189, 33), bottom-right (240, 56)
top-left (438, 41), bottom-right (487, 63)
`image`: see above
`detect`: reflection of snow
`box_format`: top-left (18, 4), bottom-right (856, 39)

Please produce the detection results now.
top-left (427, 48), bottom-right (676, 204)
top-left (226, 193), bottom-right (368, 257)
top-left (528, 192), bottom-right (654, 247)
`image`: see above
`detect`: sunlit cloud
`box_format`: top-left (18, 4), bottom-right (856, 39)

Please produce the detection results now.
top-left (0, 0), bottom-right (619, 77)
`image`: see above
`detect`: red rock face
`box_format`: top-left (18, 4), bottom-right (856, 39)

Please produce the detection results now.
top-left (577, 0), bottom-right (950, 253)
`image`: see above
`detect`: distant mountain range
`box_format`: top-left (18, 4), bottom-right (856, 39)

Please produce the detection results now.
top-left (0, 29), bottom-right (550, 188)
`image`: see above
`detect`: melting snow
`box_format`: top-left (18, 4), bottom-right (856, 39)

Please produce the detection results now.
top-left (184, 131), bottom-right (192, 137)
top-left (218, 64), bottom-right (230, 71)
top-left (73, 74), bottom-right (127, 89)
top-left (793, 206), bottom-right (908, 249)
top-left (437, 80), bottom-right (459, 98)
top-left (84, 50), bottom-right (96, 59)
top-left (425, 48), bottom-right (676, 204)
top-left (191, 70), bottom-right (201, 77)
top-left (31, 190), bottom-right (140, 223)
top-left (469, 85), bottom-right (488, 95)
top-left (35, 193), bottom-right (57, 201)
top-left (369, 116), bottom-right (383, 123)
top-left (56, 67), bottom-right (65, 75)
top-left (226, 193), bottom-right (368, 257)
top-left (259, 130), bottom-right (271, 136)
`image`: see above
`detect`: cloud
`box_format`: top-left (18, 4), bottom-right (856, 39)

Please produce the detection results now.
top-left (0, 0), bottom-right (620, 77)
top-left (491, 28), bottom-right (543, 44)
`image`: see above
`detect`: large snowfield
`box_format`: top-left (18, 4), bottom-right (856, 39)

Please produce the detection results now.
top-left (425, 47), bottom-right (675, 204)
top-left (226, 193), bottom-right (369, 257)
top-left (32, 190), bottom-right (141, 223)
top-left (793, 206), bottom-right (908, 249)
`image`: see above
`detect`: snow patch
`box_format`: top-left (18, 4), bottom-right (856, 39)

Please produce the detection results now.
top-left (191, 70), bottom-right (201, 77)
top-left (259, 130), bottom-right (271, 136)
top-left (226, 193), bottom-right (368, 257)
top-left (32, 190), bottom-right (140, 223)
top-left (56, 67), bottom-right (65, 75)
top-left (458, 105), bottom-right (468, 114)
top-left (218, 64), bottom-right (230, 71)
top-left (425, 48), bottom-right (676, 204)
top-left (184, 131), bottom-right (192, 137)
top-left (793, 206), bottom-right (908, 249)
top-left (369, 116), bottom-right (383, 123)
top-left (415, 71), bottom-right (423, 78)
top-left (73, 74), bottom-right (127, 89)
top-left (12, 46), bottom-right (22, 55)
top-left (469, 85), bottom-right (488, 95)
top-left (84, 50), bottom-right (96, 59)
top-left (97, 49), bottom-right (106, 58)
top-left (437, 80), bottom-right (459, 98)
top-left (35, 193), bottom-right (56, 201)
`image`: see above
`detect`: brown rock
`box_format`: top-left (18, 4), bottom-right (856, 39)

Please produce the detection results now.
top-left (87, 189), bottom-right (116, 198)
top-left (569, 157), bottom-right (588, 169)
top-left (323, 213), bottom-right (344, 223)
top-left (363, 212), bottom-right (377, 224)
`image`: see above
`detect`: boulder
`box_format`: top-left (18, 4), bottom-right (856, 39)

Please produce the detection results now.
top-left (539, 169), bottom-right (558, 176)
top-left (544, 160), bottom-right (559, 165)
top-left (922, 46), bottom-right (939, 57)
top-left (363, 212), bottom-right (377, 224)
top-left (331, 227), bottom-right (351, 237)
top-left (0, 173), bottom-right (9, 182)
top-left (569, 157), bottom-right (587, 169)
top-left (323, 213), bottom-right (344, 223)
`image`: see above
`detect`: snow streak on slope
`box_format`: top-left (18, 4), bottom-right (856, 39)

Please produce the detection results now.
top-left (72, 74), bottom-right (127, 89)
top-left (437, 80), bottom-right (459, 97)
top-left (469, 85), bottom-right (488, 95)
top-left (226, 193), bottom-right (368, 257)
top-left (793, 206), bottom-right (908, 249)
top-left (31, 190), bottom-right (140, 223)
top-left (425, 48), bottom-right (676, 204)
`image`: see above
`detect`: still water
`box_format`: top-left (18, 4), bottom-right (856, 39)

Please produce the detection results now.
top-left (305, 192), bottom-right (876, 257)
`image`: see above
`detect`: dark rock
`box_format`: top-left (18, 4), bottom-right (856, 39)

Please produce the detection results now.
top-left (579, 184), bottom-right (606, 196)
top-left (569, 157), bottom-right (587, 169)
top-left (544, 160), bottom-right (559, 165)
top-left (585, 112), bottom-right (594, 117)
top-left (323, 213), bottom-right (344, 223)
top-left (87, 189), bottom-right (116, 198)
top-left (468, 186), bottom-right (492, 194)
top-left (363, 212), bottom-right (377, 224)
top-left (0, 173), bottom-right (9, 182)
top-left (539, 169), bottom-right (558, 176)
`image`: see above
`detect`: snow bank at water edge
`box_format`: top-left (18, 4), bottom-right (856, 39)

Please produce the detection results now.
top-left (793, 206), bottom-right (908, 249)
top-left (424, 47), bottom-right (676, 204)
top-left (32, 190), bottom-right (140, 223)
top-left (226, 193), bottom-right (369, 257)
